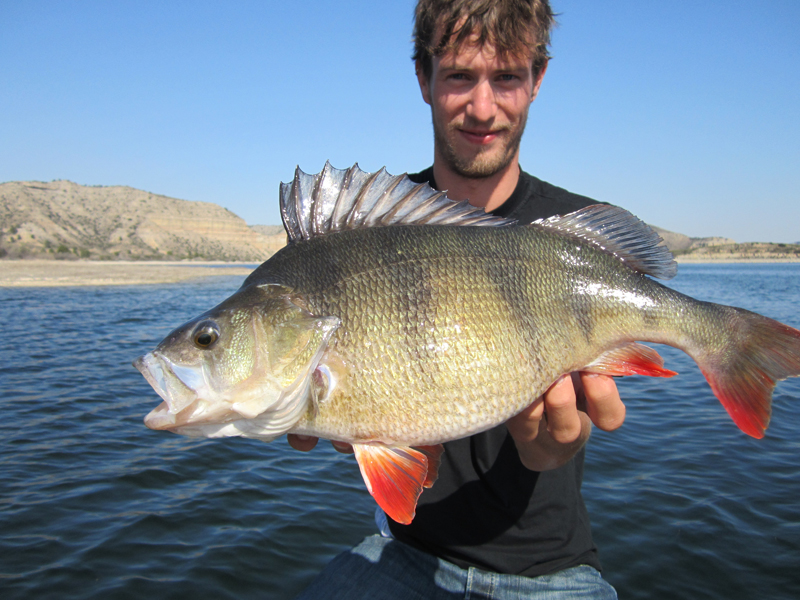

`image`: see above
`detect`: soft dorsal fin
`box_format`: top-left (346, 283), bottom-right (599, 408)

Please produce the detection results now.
top-left (531, 204), bottom-right (678, 280)
top-left (280, 162), bottom-right (514, 243)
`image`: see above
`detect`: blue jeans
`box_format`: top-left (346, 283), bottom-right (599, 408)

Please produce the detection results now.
top-left (295, 534), bottom-right (617, 599)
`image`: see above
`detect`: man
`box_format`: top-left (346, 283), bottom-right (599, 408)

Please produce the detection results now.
top-left (293, 1), bottom-right (625, 597)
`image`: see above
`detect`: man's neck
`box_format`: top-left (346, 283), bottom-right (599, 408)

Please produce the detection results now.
top-left (431, 158), bottom-right (520, 213)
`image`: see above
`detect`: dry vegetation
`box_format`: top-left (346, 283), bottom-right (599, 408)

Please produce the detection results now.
top-left (0, 180), bottom-right (286, 262)
top-left (648, 226), bottom-right (800, 262)
top-left (2, 180), bottom-right (796, 265)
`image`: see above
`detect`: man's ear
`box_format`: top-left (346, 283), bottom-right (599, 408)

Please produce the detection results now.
top-left (416, 60), bottom-right (432, 105)
top-left (530, 59), bottom-right (548, 102)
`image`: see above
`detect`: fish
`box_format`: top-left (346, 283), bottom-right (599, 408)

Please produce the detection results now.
top-left (135, 162), bottom-right (800, 524)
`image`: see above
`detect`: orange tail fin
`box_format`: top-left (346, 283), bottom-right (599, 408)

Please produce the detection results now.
top-left (694, 308), bottom-right (800, 438)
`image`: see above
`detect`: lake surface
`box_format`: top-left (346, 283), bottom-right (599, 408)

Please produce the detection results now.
top-left (1, 264), bottom-right (799, 599)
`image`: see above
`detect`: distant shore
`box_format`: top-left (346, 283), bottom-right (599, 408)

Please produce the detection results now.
top-left (674, 256), bottom-right (800, 264)
top-left (2, 257), bottom-right (799, 288)
top-left (0, 259), bottom-right (256, 287)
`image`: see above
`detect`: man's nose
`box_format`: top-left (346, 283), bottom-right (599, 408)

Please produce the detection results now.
top-left (465, 80), bottom-right (497, 122)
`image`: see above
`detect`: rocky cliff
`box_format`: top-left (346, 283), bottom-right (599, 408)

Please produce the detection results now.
top-left (0, 180), bottom-right (286, 261)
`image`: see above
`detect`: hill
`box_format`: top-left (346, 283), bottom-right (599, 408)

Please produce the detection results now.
top-left (2, 180), bottom-right (797, 263)
top-left (0, 180), bottom-right (286, 261)
top-left (649, 225), bottom-right (800, 261)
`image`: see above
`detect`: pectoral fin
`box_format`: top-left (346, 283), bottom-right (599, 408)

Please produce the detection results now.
top-left (352, 443), bottom-right (444, 525)
top-left (584, 342), bottom-right (677, 377)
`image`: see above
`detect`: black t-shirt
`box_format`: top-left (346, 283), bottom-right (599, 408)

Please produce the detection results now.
top-left (387, 167), bottom-right (604, 577)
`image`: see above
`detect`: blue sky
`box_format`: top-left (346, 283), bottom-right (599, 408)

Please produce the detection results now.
top-left (2, 1), bottom-right (798, 242)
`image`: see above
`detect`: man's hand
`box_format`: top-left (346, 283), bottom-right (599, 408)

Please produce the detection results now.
top-left (287, 434), bottom-right (353, 454)
top-left (506, 373), bottom-right (625, 472)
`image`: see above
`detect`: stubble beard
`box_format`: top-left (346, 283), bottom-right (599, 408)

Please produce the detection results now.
top-left (433, 111), bottom-right (529, 180)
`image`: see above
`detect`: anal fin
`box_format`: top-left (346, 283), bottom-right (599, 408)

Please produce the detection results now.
top-left (584, 342), bottom-right (677, 378)
top-left (352, 443), bottom-right (444, 525)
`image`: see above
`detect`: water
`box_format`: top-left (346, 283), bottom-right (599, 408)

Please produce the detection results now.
top-left (1, 265), bottom-right (798, 599)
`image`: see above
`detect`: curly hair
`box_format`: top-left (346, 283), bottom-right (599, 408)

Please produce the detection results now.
top-left (413, 0), bottom-right (555, 80)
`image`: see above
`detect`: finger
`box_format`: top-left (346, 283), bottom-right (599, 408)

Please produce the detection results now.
top-left (506, 396), bottom-right (545, 443)
top-left (516, 395), bottom-right (546, 422)
top-left (287, 434), bottom-right (319, 452)
top-left (331, 441), bottom-right (354, 454)
top-left (542, 374), bottom-right (583, 444)
top-left (580, 373), bottom-right (626, 431)
top-left (571, 372), bottom-right (587, 413)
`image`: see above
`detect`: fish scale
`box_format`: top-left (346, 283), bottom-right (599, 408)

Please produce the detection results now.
top-left (136, 163), bottom-right (800, 524)
top-left (275, 225), bottom-right (653, 444)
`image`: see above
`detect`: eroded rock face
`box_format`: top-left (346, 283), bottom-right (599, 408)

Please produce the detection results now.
top-left (0, 180), bottom-right (286, 260)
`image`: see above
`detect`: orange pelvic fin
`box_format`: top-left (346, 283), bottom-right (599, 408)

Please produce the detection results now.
top-left (352, 443), bottom-right (444, 525)
top-left (584, 342), bottom-right (677, 378)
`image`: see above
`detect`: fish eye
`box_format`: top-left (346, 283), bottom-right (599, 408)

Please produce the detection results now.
top-left (193, 322), bottom-right (220, 349)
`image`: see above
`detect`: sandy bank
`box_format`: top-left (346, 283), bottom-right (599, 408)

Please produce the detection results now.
top-left (3, 256), bottom-right (799, 288)
top-left (675, 256), bottom-right (800, 264)
top-left (0, 260), bottom-right (256, 287)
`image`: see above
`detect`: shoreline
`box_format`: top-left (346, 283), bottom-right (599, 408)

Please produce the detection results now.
top-left (2, 257), bottom-right (799, 288)
top-left (0, 259), bottom-right (256, 288)
top-left (675, 256), bottom-right (800, 264)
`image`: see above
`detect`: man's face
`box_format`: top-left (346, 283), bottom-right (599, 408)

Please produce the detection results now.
top-left (418, 39), bottom-right (545, 179)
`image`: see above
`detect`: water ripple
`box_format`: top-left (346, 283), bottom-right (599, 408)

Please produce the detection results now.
top-left (1, 267), bottom-right (799, 599)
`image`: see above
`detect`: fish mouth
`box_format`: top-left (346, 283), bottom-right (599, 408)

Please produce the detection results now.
top-left (134, 352), bottom-right (206, 431)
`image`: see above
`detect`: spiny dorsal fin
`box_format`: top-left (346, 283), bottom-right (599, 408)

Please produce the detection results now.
top-left (279, 161), bottom-right (514, 243)
top-left (532, 204), bottom-right (678, 280)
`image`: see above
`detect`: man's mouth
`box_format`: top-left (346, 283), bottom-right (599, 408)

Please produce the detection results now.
top-left (458, 128), bottom-right (506, 145)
